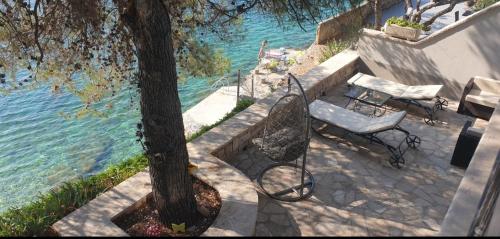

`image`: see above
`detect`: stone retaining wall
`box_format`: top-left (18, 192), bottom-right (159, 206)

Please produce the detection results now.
top-left (439, 102), bottom-right (500, 236)
top-left (316, 0), bottom-right (402, 44)
top-left (204, 50), bottom-right (360, 162)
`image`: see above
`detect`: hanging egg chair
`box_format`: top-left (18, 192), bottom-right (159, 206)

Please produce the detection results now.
top-left (252, 73), bottom-right (315, 202)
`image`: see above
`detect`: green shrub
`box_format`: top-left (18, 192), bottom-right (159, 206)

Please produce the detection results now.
top-left (319, 40), bottom-right (351, 63)
top-left (265, 60), bottom-right (279, 71)
top-left (0, 98), bottom-right (254, 236)
top-left (0, 154), bottom-right (148, 236)
top-left (386, 16), bottom-right (425, 30)
top-left (319, 16), bottom-right (362, 63)
top-left (474, 0), bottom-right (499, 10)
top-left (286, 58), bottom-right (297, 66)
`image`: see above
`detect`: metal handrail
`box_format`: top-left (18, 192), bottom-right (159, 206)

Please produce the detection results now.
top-left (210, 76), bottom-right (230, 91)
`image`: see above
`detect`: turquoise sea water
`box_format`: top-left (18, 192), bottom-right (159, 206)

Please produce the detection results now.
top-left (0, 13), bottom-right (317, 211)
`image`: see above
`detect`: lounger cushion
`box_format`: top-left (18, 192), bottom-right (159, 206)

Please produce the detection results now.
top-left (309, 100), bottom-right (407, 134)
top-left (347, 73), bottom-right (443, 100)
top-left (252, 127), bottom-right (305, 161)
top-left (400, 85), bottom-right (444, 100)
top-left (471, 76), bottom-right (500, 95)
top-left (465, 89), bottom-right (500, 108)
top-left (348, 73), bottom-right (407, 97)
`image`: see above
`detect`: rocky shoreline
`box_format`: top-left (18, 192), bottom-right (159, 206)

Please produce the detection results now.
top-left (182, 42), bottom-right (328, 137)
top-left (238, 43), bottom-right (328, 100)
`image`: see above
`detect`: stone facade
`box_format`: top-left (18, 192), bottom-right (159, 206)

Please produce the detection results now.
top-left (439, 103), bottom-right (500, 236)
top-left (315, 0), bottom-right (402, 44)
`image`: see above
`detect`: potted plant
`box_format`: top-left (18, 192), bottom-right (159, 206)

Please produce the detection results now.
top-left (384, 17), bottom-right (426, 41)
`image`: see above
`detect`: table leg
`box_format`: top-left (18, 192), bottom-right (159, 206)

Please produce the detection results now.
top-left (344, 98), bottom-right (353, 108)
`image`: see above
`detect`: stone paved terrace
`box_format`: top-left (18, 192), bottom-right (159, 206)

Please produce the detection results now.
top-left (226, 83), bottom-right (477, 236)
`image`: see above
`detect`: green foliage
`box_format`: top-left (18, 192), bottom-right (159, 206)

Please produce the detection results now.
top-left (319, 40), bottom-right (351, 63)
top-left (0, 154), bottom-right (148, 237)
top-left (320, 28), bottom-right (360, 63)
top-left (0, 0), bottom-right (241, 117)
top-left (0, 0), bottom-right (359, 117)
top-left (319, 14), bottom-right (363, 63)
top-left (474, 0), bottom-right (499, 10)
top-left (286, 58), bottom-right (297, 66)
top-left (265, 60), bottom-right (280, 71)
top-left (0, 98), bottom-right (254, 237)
top-left (182, 45), bottom-right (231, 78)
top-left (386, 17), bottom-right (425, 30)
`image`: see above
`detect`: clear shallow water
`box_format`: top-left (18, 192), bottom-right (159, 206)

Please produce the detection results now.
top-left (0, 12), bottom-right (317, 211)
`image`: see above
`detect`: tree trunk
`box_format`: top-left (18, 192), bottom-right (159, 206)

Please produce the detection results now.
top-left (375, 0), bottom-right (382, 30)
top-left (122, 0), bottom-right (197, 226)
top-left (404, 0), bottom-right (413, 20)
top-left (411, 0), bottom-right (464, 24)
top-left (370, 0), bottom-right (382, 30)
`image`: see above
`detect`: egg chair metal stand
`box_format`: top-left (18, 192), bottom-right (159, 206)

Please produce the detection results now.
top-left (252, 73), bottom-right (315, 202)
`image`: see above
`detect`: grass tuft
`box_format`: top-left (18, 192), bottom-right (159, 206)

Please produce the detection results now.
top-left (186, 98), bottom-right (254, 142)
top-left (319, 16), bottom-right (362, 63)
top-left (0, 154), bottom-right (148, 236)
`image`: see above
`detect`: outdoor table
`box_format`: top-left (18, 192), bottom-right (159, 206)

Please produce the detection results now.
top-left (344, 85), bottom-right (391, 117)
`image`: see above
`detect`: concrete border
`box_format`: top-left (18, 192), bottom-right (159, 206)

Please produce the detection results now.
top-left (52, 50), bottom-right (360, 236)
top-left (51, 147), bottom-right (258, 236)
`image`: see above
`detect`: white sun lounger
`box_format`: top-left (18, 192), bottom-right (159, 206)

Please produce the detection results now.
top-left (309, 100), bottom-right (421, 168)
top-left (347, 73), bottom-right (448, 125)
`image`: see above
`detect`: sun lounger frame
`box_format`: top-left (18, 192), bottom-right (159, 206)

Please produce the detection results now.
top-left (310, 100), bottom-right (421, 169)
top-left (394, 96), bottom-right (448, 125)
top-left (312, 117), bottom-right (420, 168)
top-left (347, 73), bottom-right (448, 125)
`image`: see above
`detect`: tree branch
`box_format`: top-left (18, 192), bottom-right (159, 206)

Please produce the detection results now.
top-left (422, 0), bottom-right (459, 27)
top-left (287, 0), bottom-right (306, 31)
top-left (410, 1), bottom-right (438, 22)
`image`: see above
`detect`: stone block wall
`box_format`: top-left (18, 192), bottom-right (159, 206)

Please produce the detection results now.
top-left (203, 50), bottom-right (360, 162)
top-left (316, 0), bottom-right (402, 44)
top-left (439, 102), bottom-right (500, 236)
